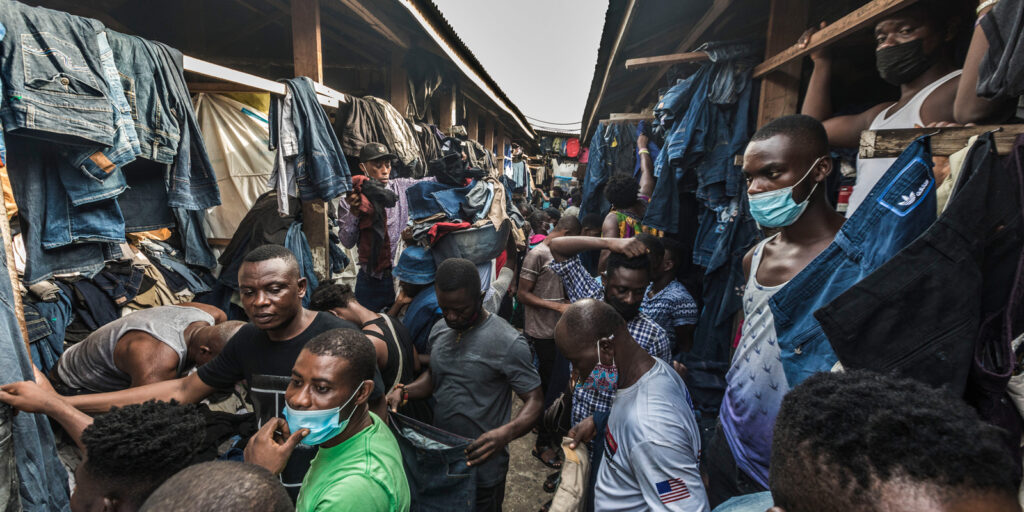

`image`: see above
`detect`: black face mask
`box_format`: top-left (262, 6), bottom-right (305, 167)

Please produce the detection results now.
top-left (606, 295), bottom-right (640, 321)
top-left (875, 39), bottom-right (935, 86)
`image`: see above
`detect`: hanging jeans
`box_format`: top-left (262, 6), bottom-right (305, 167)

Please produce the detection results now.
top-left (0, 405), bottom-right (20, 512)
top-left (284, 223), bottom-right (319, 308)
top-left (770, 137), bottom-right (938, 387)
top-left (388, 412), bottom-right (476, 512)
top-left (815, 133), bottom-right (1024, 460)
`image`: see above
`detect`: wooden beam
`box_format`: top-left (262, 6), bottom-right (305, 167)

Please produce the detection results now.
top-left (292, 0), bottom-right (330, 281)
top-left (467, 107), bottom-right (479, 141)
top-left (439, 86), bottom-right (456, 134)
top-left (602, 112), bottom-right (654, 123)
top-left (483, 117), bottom-right (495, 153)
top-left (496, 124), bottom-right (506, 155)
top-left (859, 126), bottom-right (1024, 158)
top-left (625, 51), bottom-right (709, 70)
top-left (335, 0), bottom-right (410, 48)
top-left (582, 0), bottom-right (638, 142)
top-left (186, 81), bottom-right (267, 93)
top-left (627, 0), bottom-right (734, 112)
top-left (389, 48), bottom-right (410, 118)
top-left (753, 0), bottom-right (920, 78)
top-left (756, 0), bottom-right (808, 127)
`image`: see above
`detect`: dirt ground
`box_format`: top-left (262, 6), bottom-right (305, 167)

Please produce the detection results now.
top-left (503, 399), bottom-right (557, 512)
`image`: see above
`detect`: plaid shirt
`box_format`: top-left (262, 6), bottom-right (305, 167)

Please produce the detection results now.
top-left (641, 280), bottom-right (698, 349)
top-left (550, 257), bottom-right (671, 425)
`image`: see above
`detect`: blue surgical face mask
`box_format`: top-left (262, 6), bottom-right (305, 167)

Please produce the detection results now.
top-left (748, 156), bottom-right (824, 228)
top-left (577, 337), bottom-right (617, 394)
top-left (283, 382), bottom-right (364, 446)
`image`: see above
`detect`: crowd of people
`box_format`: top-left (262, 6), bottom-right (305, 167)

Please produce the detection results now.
top-left (0, 1), bottom-right (1022, 511)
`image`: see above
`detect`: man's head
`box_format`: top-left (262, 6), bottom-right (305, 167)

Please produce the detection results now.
top-left (545, 207), bottom-right (562, 223)
top-left (634, 233), bottom-right (666, 279)
top-left (358, 142), bottom-right (395, 184)
top-left (308, 282), bottom-right (359, 324)
top-left (549, 215), bottom-right (581, 241)
top-left (660, 237), bottom-right (686, 278)
top-left (770, 371), bottom-right (1020, 512)
top-left (239, 245), bottom-right (305, 333)
top-left (873, 2), bottom-right (958, 85)
top-left (580, 213), bottom-right (604, 237)
top-left (73, 400), bottom-right (204, 512)
top-left (188, 321), bottom-right (246, 366)
top-left (743, 115), bottom-right (832, 227)
top-left (529, 210), bottom-right (552, 236)
top-left (551, 187), bottom-right (563, 198)
top-left (554, 299), bottom-right (627, 382)
top-left (287, 329), bottom-right (377, 415)
top-left (605, 174), bottom-right (640, 210)
top-left (604, 249), bottom-right (652, 321)
top-left (434, 258), bottom-right (483, 331)
top-left (139, 461), bottom-right (292, 512)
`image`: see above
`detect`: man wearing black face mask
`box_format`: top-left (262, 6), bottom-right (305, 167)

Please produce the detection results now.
top-left (386, 258), bottom-right (543, 511)
top-left (799, 3), bottom-right (962, 216)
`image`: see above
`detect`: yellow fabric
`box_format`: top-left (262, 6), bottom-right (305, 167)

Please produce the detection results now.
top-left (126, 229), bottom-right (172, 243)
top-left (0, 165), bottom-right (17, 219)
top-left (223, 92), bottom-right (271, 114)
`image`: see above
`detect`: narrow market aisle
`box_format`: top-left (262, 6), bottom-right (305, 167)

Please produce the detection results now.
top-left (505, 399), bottom-right (554, 511)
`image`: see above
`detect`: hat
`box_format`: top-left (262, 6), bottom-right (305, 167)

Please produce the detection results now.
top-left (359, 142), bottom-right (396, 163)
top-left (393, 246), bottom-right (436, 285)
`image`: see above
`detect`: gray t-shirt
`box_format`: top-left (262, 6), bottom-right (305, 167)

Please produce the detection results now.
top-left (57, 306), bottom-right (215, 392)
top-left (597, 359), bottom-right (708, 511)
top-left (429, 313), bottom-right (541, 486)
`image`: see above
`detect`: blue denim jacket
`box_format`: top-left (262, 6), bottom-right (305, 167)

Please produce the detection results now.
top-left (770, 137), bottom-right (938, 386)
top-left (107, 31), bottom-right (180, 163)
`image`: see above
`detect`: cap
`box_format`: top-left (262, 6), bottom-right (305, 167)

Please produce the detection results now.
top-left (393, 246), bottom-right (436, 285)
top-left (359, 142), bottom-right (396, 163)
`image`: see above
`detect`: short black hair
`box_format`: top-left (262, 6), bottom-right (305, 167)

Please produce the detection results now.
top-left (554, 215), bottom-right (581, 235)
top-left (660, 237), bottom-right (686, 270)
top-left (604, 174), bottom-right (640, 209)
top-left (551, 187), bottom-right (563, 197)
top-left (140, 461), bottom-right (292, 512)
top-left (309, 282), bottom-right (356, 312)
top-left (435, 258), bottom-right (481, 294)
top-left (772, 371), bottom-right (1019, 512)
top-left (529, 210), bottom-right (550, 233)
top-left (243, 244), bottom-right (298, 265)
top-left (304, 329), bottom-right (377, 387)
top-left (545, 207), bottom-right (562, 222)
top-left (634, 233), bottom-right (664, 266)
top-left (580, 213), bottom-right (604, 232)
top-left (749, 114), bottom-right (829, 157)
top-left (606, 251), bottom-right (651, 282)
top-left (82, 400), bottom-right (204, 507)
top-left (559, 299), bottom-right (626, 350)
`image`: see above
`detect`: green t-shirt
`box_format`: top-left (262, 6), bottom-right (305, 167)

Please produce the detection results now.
top-left (296, 412), bottom-right (411, 512)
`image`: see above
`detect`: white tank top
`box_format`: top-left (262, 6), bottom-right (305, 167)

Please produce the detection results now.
top-left (847, 69), bottom-right (962, 217)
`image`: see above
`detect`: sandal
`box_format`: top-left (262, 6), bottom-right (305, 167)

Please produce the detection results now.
top-left (543, 471), bottom-right (560, 493)
top-left (539, 499), bottom-right (553, 512)
top-left (532, 447), bottom-right (563, 469)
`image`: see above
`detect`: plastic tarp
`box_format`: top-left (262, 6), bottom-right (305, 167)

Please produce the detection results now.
top-left (195, 93), bottom-right (274, 240)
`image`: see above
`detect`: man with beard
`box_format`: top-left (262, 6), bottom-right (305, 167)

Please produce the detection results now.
top-left (386, 258), bottom-right (543, 511)
top-left (547, 235), bottom-right (671, 445)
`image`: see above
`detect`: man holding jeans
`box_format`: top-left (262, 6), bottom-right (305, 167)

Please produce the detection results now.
top-left (706, 115), bottom-right (844, 506)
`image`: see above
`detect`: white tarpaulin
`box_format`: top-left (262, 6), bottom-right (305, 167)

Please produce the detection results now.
top-left (195, 93), bottom-right (274, 240)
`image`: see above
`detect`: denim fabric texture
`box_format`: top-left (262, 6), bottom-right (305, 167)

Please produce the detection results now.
top-left (0, 207), bottom-right (71, 511)
top-left (356, 268), bottom-right (395, 313)
top-left (406, 179), bottom-right (478, 221)
top-left (285, 222), bottom-right (319, 308)
top-left (24, 290), bottom-right (73, 375)
top-left (117, 159), bottom-right (176, 232)
top-left (106, 31), bottom-right (179, 163)
top-left (771, 137), bottom-right (938, 387)
top-left (579, 122), bottom-right (639, 218)
top-left (0, 405), bottom-right (21, 512)
top-left (405, 287), bottom-right (441, 354)
top-left (388, 412), bottom-right (476, 512)
top-left (173, 207), bottom-right (217, 269)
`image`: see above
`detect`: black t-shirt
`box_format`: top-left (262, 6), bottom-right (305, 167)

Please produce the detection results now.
top-left (197, 312), bottom-right (381, 500)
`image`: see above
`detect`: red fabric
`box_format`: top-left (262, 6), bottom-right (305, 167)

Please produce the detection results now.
top-left (565, 138), bottom-right (580, 158)
top-left (426, 221), bottom-right (471, 245)
top-left (732, 321), bottom-right (743, 349)
top-left (351, 175), bottom-right (390, 274)
top-left (529, 234), bottom-right (547, 246)
top-left (578, 147), bottom-right (589, 164)
top-left (495, 249), bottom-right (507, 270)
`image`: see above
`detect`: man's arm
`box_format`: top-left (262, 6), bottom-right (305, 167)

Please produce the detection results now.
top-left (465, 386), bottom-right (543, 467)
top-left (954, 2), bottom-right (1016, 124)
top-left (638, 133), bottom-right (656, 199)
top-left (0, 381), bottom-right (93, 452)
top-left (549, 236), bottom-right (647, 262)
top-left (177, 302), bottom-right (227, 324)
top-left (631, 440), bottom-right (709, 511)
top-left (386, 368), bottom-right (433, 412)
top-left (336, 193), bottom-right (360, 249)
top-left (64, 372), bottom-right (216, 414)
top-left (518, 275), bottom-right (569, 314)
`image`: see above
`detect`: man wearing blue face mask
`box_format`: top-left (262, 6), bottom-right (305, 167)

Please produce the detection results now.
top-left (704, 115), bottom-right (844, 507)
top-left (245, 328), bottom-right (410, 512)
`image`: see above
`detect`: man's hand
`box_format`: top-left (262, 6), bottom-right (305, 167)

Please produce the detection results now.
top-left (344, 191), bottom-right (362, 212)
top-left (466, 427), bottom-right (510, 467)
top-left (673, 361), bottom-right (688, 381)
top-left (637, 133), bottom-right (649, 149)
top-left (0, 380), bottom-right (62, 415)
top-left (551, 301), bottom-right (571, 314)
top-left (385, 385), bottom-right (404, 413)
top-left (568, 416), bottom-right (596, 450)
top-left (32, 364), bottom-right (57, 395)
top-left (608, 237), bottom-right (648, 258)
top-left (244, 418), bottom-right (307, 475)
top-left (798, 21), bottom-right (830, 62)
top-left (394, 288), bottom-right (413, 308)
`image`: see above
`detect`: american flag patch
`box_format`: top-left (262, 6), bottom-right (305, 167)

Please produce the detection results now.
top-left (655, 478), bottom-right (690, 504)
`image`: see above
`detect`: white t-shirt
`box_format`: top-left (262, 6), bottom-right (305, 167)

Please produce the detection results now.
top-left (595, 359), bottom-right (709, 511)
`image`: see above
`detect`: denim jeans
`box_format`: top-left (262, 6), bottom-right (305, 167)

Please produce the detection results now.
top-left (770, 137), bottom-right (938, 386)
top-left (815, 132), bottom-right (1024, 455)
top-left (388, 412), bottom-right (476, 512)
top-left (0, 405), bottom-right (21, 512)
top-left (285, 223), bottom-right (319, 308)
top-left (406, 180), bottom-right (478, 221)
top-left (117, 159), bottom-right (175, 232)
top-left (173, 207), bottom-right (218, 269)
top-left (106, 31), bottom-right (179, 163)
top-left (355, 269), bottom-right (395, 313)
top-left (0, 209), bottom-right (71, 511)
top-left (24, 289), bottom-right (73, 375)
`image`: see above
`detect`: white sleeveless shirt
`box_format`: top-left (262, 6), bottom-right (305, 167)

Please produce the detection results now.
top-left (847, 69), bottom-right (961, 217)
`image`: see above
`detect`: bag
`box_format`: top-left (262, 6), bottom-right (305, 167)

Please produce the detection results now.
top-left (549, 437), bottom-right (590, 512)
top-left (543, 391), bottom-right (572, 437)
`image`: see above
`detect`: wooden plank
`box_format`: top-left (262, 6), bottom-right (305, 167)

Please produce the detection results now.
top-left (582, 0), bottom-right (638, 142)
top-left (183, 56), bottom-right (341, 107)
top-left (292, 0), bottom-right (330, 281)
top-left (336, 0), bottom-right (410, 48)
top-left (389, 48), bottom-right (410, 118)
top-left (602, 113), bottom-right (654, 122)
top-left (439, 86), bottom-right (455, 134)
top-left (624, 51), bottom-right (709, 70)
top-left (756, 0), bottom-right (808, 127)
top-left (466, 107), bottom-right (479, 141)
top-left (483, 117), bottom-right (495, 153)
top-left (627, 0), bottom-right (734, 112)
top-left (859, 125), bottom-right (1024, 158)
top-left (753, 0), bottom-right (920, 78)
top-left (496, 124), bottom-right (506, 155)
top-left (186, 81), bottom-right (267, 93)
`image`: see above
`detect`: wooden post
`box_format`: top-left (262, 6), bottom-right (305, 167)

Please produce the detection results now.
top-left (439, 86), bottom-right (455, 135)
top-left (467, 106), bottom-right (479, 141)
top-left (756, 0), bottom-right (809, 127)
top-left (496, 124), bottom-right (506, 156)
top-left (291, 0), bottom-right (330, 280)
top-left (483, 117), bottom-right (495, 153)
top-left (389, 48), bottom-right (409, 118)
